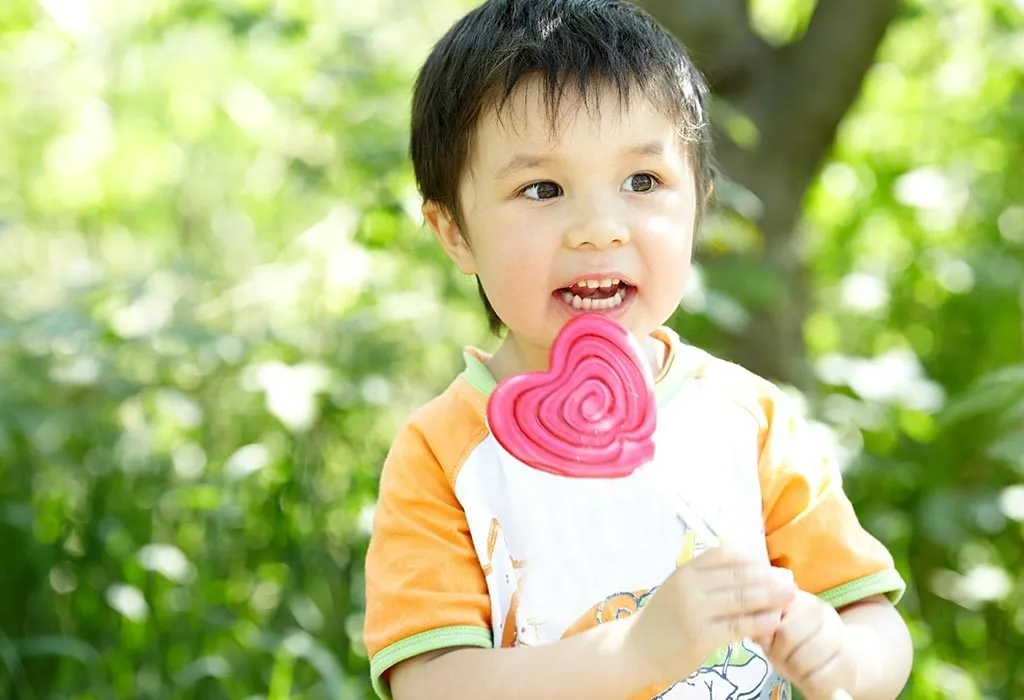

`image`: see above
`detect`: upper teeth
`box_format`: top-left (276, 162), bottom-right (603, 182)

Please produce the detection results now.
top-left (573, 278), bottom-right (620, 290)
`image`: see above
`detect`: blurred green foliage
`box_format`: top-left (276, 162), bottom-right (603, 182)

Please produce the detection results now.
top-left (0, 0), bottom-right (1022, 698)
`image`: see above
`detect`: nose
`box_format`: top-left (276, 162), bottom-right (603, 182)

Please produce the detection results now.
top-left (562, 197), bottom-right (631, 250)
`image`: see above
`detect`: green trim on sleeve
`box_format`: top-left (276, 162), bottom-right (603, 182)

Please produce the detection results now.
top-left (818, 569), bottom-right (906, 609)
top-left (370, 625), bottom-right (493, 700)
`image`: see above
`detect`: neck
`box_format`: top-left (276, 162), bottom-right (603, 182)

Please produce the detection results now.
top-left (486, 328), bottom-right (667, 384)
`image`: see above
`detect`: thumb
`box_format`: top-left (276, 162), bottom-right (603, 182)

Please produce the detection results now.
top-left (752, 630), bottom-right (776, 652)
top-left (753, 608), bottom-right (784, 652)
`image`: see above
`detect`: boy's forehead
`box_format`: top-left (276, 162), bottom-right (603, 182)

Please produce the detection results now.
top-left (472, 78), bottom-right (678, 159)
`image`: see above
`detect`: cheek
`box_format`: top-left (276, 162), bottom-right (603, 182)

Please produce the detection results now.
top-left (642, 202), bottom-right (695, 244)
top-left (476, 233), bottom-right (553, 307)
top-left (639, 213), bottom-right (694, 267)
top-left (637, 212), bottom-right (694, 306)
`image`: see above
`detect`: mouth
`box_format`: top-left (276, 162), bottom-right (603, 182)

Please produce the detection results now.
top-left (552, 276), bottom-right (636, 312)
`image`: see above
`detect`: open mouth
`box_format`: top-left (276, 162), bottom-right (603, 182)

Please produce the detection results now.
top-left (554, 277), bottom-right (635, 311)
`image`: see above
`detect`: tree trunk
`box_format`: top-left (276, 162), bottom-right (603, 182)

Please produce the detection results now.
top-left (636, 0), bottom-right (901, 387)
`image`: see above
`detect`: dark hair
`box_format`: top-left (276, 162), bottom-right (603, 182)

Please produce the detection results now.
top-left (411, 0), bottom-right (714, 335)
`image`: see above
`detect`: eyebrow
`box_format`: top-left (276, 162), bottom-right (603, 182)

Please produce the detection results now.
top-left (493, 140), bottom-right (668, 181)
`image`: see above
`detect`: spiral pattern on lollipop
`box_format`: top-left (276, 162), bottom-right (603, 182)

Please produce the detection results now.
top-left (487, 314), bottom-right (656, 478)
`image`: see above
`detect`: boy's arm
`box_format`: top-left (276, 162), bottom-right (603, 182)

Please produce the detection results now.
top-left (390, 619), bottom-right (660, 700)
top-left (364, 411), bottom-right (496, 699)
top-left (754, 384), bottom-right (911, 699)
top-left (840, 595), bottom-right (913, 700)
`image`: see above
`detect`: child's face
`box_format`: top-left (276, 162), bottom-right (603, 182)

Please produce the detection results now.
top-left (431, 78), bottom-right (698, 355)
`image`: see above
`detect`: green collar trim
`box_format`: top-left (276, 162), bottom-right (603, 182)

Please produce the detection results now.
top-left (462, 350), bottom-right (499, 396)
top-left (460, 327), bottom-right (691, 407)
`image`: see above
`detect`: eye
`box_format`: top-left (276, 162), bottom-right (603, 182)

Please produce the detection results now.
top-left (521, 181), bottom-right (562, 201)
top-left (622, 173), bottom-right (659, 193)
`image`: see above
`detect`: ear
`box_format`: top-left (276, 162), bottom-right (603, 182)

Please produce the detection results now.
top-left (423, 200), bottom-right (477, 275)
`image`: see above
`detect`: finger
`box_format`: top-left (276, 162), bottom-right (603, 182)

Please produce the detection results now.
top-left (692, 544), bottom-right (762, 568)
top-left (698, 565), bottom-right (797, 592)
top-left (788, 640), bottom-right (841, 683)
top-left (799, 651), bottom-right (849, 700)
top-left (707, 609), bottom-right (783, 643)
top-left (752, 631), bottom-right (776, 651)
top-left (704, 581), bottom-right (797, 617)
top-left (689, 563), bottom-right (768, 590)
top-left (774, 605), bottom-right (825, 666)
top-left (769, 566), bottom-right (796, 586)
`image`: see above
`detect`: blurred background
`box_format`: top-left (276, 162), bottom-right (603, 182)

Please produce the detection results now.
top-left (1, 0), bottom-right (1022, 697)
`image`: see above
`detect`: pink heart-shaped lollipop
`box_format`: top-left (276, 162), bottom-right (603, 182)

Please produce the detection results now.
top-left (487, 314), bottom-right (656, 478)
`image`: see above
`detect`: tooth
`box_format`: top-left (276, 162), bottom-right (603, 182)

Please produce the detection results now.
top-left (611, 278), bottom-right (620, 286)
top-left (586, 280), bottom-right (599, 289)
top-left (581, 297), bottom-right (593, 310)
top-left (562, 291), bottom-right (573, 304)
top-left (591, 297), bottom-right (605, 310)
top-left (571, 295), bottom-right (583, 309)
top-left (611, 292), bottom-right (622, 306)
top-left (600, 279), bottom-right (613, 288)
top-left (598, 297), bottom-right (612, 309)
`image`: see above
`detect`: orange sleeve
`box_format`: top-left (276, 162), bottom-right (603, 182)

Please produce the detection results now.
top-left (363, 417), bottom-right (492, 698)
top-left (757, 390), bottom-right (905, 608)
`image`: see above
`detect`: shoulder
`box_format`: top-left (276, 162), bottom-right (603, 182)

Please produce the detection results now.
top-left (663, 332), bottom-right (790, 432)
top-left (382, 375), bottom-right (490, 489)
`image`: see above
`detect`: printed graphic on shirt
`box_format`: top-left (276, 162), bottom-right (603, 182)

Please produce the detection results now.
top-left (660, 641), bottom-right (788, 700)
top-left (560, 589), bottom-right (788, 700)
top-left (551, 521), bottom-right (788, 700)
top-left (482, 517), bottom-right (528, 648)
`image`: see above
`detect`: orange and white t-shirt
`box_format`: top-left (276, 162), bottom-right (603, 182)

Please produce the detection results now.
top-left (363, 327), bottom-right (905, 700)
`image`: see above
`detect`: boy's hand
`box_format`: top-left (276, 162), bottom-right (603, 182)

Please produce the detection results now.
top-left (625, 546), bottom-right (797, 686)
top-left (756, 590), bottom-right (858, 700)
